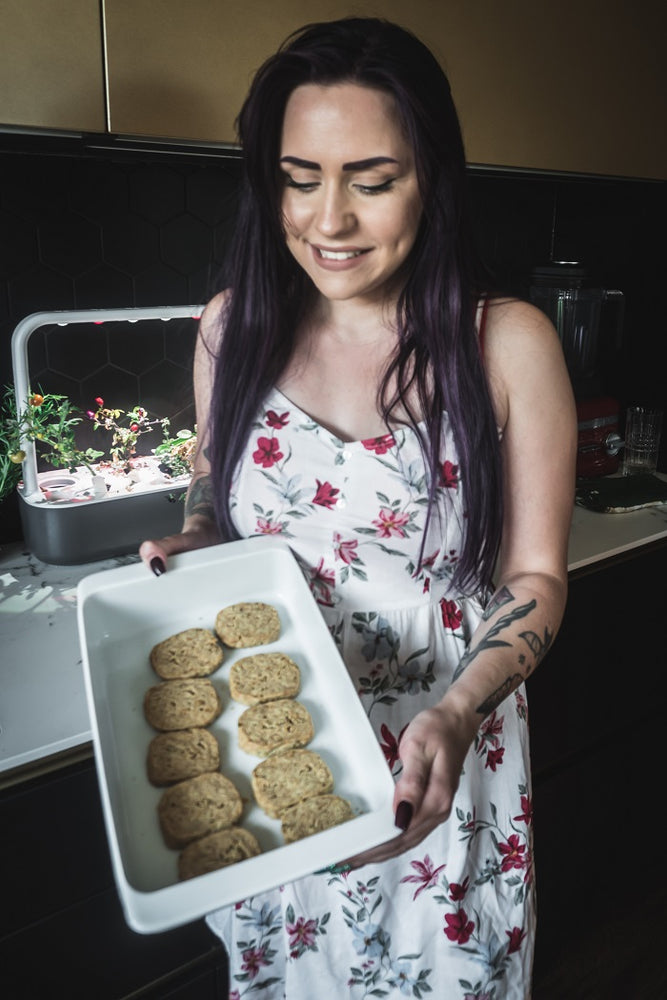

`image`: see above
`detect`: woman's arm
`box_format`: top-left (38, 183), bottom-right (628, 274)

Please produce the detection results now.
top-left (347, 299), bottom-right (577, 865)
top-left (139, 292), bottom-right (228, 573)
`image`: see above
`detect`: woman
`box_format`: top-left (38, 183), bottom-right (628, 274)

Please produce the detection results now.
top-left (140, 17), bottom-right (576, 998)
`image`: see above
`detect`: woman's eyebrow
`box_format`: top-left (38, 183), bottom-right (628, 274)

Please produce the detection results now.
top-left (280, 155), bottom-right (399, 170)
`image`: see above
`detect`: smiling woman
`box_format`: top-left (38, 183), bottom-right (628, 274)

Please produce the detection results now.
top-left (279, 84), bottom-right (422, 310)
top-left (138, 17), bottom-right (576, 999)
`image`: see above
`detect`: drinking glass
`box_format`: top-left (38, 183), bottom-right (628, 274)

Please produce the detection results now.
top-left (622, 406), bottom-right (662, 475)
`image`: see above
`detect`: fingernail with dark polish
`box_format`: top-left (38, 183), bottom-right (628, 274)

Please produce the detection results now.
top-left (395, 800), bottom-right (413, 831)
top-left (150, 557), bottom-right (166, 577)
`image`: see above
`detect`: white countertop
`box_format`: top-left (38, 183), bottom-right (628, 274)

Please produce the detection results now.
top-left (2, 498), bottom-right (667, 782)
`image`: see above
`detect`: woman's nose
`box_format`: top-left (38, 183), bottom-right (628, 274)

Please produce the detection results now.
top-left (315, 184), bottom-right (355, 236)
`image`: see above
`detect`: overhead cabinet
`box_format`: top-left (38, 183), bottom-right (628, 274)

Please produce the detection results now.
top-left (0, 0), bottom-right (105, 133)
top-left (2, 0), bottom-right (665, 179)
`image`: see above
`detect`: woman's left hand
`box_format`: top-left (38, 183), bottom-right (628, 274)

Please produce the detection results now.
top-left (341, 700), bottom-right (475, 868)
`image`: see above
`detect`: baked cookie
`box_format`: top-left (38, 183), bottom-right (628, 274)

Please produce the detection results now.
top-left (238, 698), bottom-right (314, 757)
top-left (146, 728), bottom-right (220, 786)
top-left (229, 652), bottom-right (301, 706)
top-left (178, 827), bottom-right (262, 881)
top-left (251, 748), bottom-right (334, 819)
top-left (280, 793), bottom-right (355, 844)
top-left (215, 602), bottom-right (281, 648)
top-left (158, 772), bottom-right (243, 849)
top-left (149, 628), bottom-right (223, 680)
top-left (143, 678), bottom-right (222, 732)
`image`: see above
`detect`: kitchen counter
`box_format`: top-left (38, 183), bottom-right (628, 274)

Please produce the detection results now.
top-left (2, 497), bottom-right (667, 786)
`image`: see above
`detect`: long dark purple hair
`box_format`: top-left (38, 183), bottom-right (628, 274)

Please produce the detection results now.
top-left (209, 17), bottom-right (502, 594)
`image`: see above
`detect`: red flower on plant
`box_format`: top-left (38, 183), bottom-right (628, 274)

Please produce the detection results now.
top-left (361, 434), bottom-right (396, 455)
top-left (499, 834), bottom-right (527, 872)
top-left (372, 507), bottom-right (410, 538)
top-left (333, 532), bottom-right (359, 564)
top-left (130, 423), bottom-right (139, 432)
top-left (265, 409), bottom-right (289, 429)
top-left (444, 908), bottom-right (475, 944)
top-left (513, 794), bottom-right (533, 825)
top-left (449, 877), bottom-right (469, 901)
top-left (485, 747), bottom-right (505, 771)
top-left (441, 460), bottom-right (459, 488)
top-left (379, 722), bottom-right (407, 769)
top-left (95, 396), bottom-right (104, 407)
top-left (440, 598), bottom-right (463, 631)
top-left (252, 436), bottom-right (283, 468)
top-left (506, 926), bottom-right (526, 954)
top-left (400, 854), bottom-right (446, 900)
top-left (313, 480), bottom-right (339, 508)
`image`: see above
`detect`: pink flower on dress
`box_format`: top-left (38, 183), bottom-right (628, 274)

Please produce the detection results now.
top-left (372, 507), bottom-right (410, 538)
top-left (499, 834), bottom-right (527, 872)
top-left (400, 854), bottom-right (446, 900)
top-left (479, 710), bottom-right (503, 745)
top-left (241, 944), bottom-right (270, 979)
top-left (313, 480), bottom-right (339, 508)
top-left (513, 794), bottom-right (533, 825)
top-left (507, 926), bottom-right (526, 954)
top-left (439, 598), bottom-right (463, 631)
top-left (252, 436), bottom-right (283, 468)
top-left (441, 460), bottom-right (459, 488)
top-left (361, 434), bottom-right (396, 455)
top-left (265, 409), bottom-right (289, 429)
top-left (256, 516), bottom-right (285, 535)
top-left (308, 557), bottom-right (336, 606)
top-left (444, 908), bottom-right (475, 944)
top-left (333, 532), bottom-right (359, 564)
top-left (485, 747), bottom-right (505, 771)
top-left (379, 722), bottom-right (406, 769)
top-left (287, 916), bottom-right (318, 950)
top-left (449, 877), bottom-right (469, 901)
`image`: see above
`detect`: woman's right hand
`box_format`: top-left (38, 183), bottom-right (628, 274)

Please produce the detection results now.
top-left (139, 519), bottom-right (221, 576)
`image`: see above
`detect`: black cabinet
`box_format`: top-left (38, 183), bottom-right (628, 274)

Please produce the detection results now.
top-left (0, 760), bottom-right (228, 1000)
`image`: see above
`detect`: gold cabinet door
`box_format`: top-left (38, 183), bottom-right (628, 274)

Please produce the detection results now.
top-left (0, 0), bottom-right (105, 132)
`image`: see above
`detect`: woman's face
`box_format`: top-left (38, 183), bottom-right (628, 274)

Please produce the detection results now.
top-left (279, 83), bottom-right (423, 308)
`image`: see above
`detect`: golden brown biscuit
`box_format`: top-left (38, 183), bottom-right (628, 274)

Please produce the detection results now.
top-left (149, 628), bottom-right (223, 680)
top-left (229, 652), bottom-right (301, 706)
top-left (157, 772), bottom-right (243, 849)
top-left (143, 678), bottom-right (222, 732)
top-left (215, 602), bottom-right (281, 648)
top-left (280, 794), bottom-right (355, 843)
top-left (146, 728), bottom-right (220, 786)
top-left (238, 698), bottom-right (314, 757)
top-left (178, 827), bottom-right (262, 880)
top-left (251, 749), bottom-right (334, 818)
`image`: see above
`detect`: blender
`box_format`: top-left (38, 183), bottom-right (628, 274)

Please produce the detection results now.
top-left (529, 262), bottom-right (625, 477)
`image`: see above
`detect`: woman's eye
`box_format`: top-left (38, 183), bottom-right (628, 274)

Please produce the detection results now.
top-left (356, 179), bottom-right (395, 195)
top-left (285, 177), bottom-right (318, 192)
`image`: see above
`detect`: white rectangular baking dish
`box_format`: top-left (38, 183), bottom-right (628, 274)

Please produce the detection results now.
top-left (77, 536), bottom-right (396, 934)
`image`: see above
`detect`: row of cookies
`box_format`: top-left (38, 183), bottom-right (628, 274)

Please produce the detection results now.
top-left (142, 602), bottom-right (282, 879)
top-left (229, 650), bottom-right (355, 842)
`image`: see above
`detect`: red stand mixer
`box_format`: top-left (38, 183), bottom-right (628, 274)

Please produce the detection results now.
top-left (529, 263), bottom-right (625, 477)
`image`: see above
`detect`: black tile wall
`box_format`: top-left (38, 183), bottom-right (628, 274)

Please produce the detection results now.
top-left (0, 136), bottom-right (665, 546)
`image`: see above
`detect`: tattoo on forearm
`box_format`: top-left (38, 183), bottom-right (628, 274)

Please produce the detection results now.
top-left (518, 625), bottom-right (554, 675)
top-left (185, 475), bottom-right (215, 520)
top-left (477, 674), bottom-right (524, 715)
top-left (453, 598), bottom-right (537, 681)
top-left (482, 585), bottom-right (515, 621)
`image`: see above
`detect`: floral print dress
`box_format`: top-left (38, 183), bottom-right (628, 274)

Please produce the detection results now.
top-left (206, 388), bottom-right (535, 1000)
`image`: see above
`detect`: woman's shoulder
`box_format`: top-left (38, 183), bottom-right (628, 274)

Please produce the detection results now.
top-left (198, 289), bottom-right (232, 350)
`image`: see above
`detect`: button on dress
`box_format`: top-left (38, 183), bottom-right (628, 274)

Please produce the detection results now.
top-left (206, 388), bottom-right (535, 999)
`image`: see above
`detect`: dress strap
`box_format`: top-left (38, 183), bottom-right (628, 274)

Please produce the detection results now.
top-left (478, 297), bottom-right (490, 359)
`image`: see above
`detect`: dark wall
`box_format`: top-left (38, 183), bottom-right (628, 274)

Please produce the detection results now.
top-left (1, 134), bottom-right (665, 543)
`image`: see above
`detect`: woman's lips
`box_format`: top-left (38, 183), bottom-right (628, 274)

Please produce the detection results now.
top-left (309, 244), bottom-right (370, 269)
